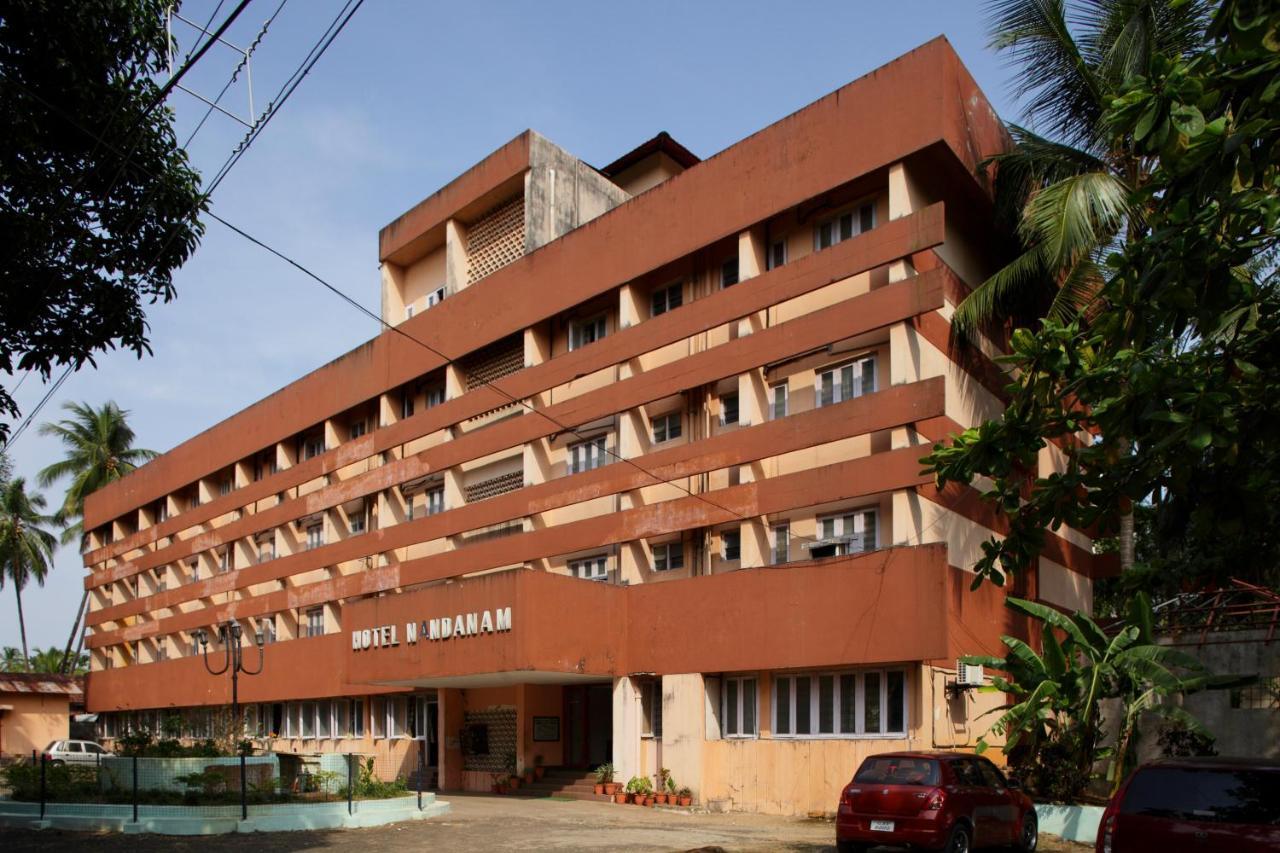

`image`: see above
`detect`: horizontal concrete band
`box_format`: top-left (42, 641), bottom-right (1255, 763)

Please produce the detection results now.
top-left (85, 262), bottom-right (945, 596)
top-left (85, 204), bottom-right (945, 568)
top-left (86, 35), bottom-right (1001, 523)
top-left (88, 379), bottom-right (948, 628)
top-left (90, 443), bottom-right (935, 648)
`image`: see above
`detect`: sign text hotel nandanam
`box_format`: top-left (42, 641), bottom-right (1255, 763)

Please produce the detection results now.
top-left (352, 606), bottom-right (513, 650)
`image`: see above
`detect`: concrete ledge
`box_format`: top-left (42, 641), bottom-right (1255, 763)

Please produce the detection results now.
top-left (0, 794), bottom-right (449, 835)
top-left (1035, 803), bottom-right (1104, 845)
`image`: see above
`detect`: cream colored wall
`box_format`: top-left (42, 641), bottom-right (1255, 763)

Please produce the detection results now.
top-left (402, 246), bottom-right (447, 315)
top-left (0, 694), bottom-right (71, 758)
top-left (1039, 556), bottom-right (1093, 613)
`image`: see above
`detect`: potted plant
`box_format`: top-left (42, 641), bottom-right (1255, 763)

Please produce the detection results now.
top-left (597, 762), bottom-right (619, 796)
top-left (626, 775), bottom-right (653, 805)
top-left (523, 764), bottom-right (535, 784)
top-left (662, 773), bottom-right (677, 804)
top-left (505, 752), bottom-right (520, 790)
top-left (490, 772), bottom-right (506, 794)
top-left (593, 765), bottom-right (607, 796)
top-left (655, 768), bottom-right (671, 804)
top-left (613, 787), bottom-right (628, 804)
top-left (677, 786), bottom-right (692, 807)
top-left (533, 754), bottom-right (546, 780)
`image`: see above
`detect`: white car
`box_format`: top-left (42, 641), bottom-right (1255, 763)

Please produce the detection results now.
top-left (42, 739), bottom-right (109, 766)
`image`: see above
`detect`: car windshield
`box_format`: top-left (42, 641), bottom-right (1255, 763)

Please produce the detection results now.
top-left (854, 757), bottom-right (940, 786)
top-left (1121, 767), bottom-right (1280, 825)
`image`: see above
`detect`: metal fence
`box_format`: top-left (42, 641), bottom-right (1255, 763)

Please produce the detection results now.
top-left (2, 750), bottom-right (429, 821)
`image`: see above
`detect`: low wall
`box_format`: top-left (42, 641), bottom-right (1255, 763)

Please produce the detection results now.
top-left (0, 793), bottom-right (449, 834)
top-left (1035, 803), bottom-right (1104, 845)
top-left (99, 756), bottom-right (280, 794)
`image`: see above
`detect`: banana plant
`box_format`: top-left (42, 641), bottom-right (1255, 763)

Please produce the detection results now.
top-left (964, 593), bottom-right (1251, 799)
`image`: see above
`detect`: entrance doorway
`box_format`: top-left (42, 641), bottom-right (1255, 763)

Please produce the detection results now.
top-left (563, 684), bottom-right (612, 769)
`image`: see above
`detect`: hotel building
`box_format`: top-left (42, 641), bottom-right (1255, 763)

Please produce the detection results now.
top-left (81, 38), bottom-right (1106, 815)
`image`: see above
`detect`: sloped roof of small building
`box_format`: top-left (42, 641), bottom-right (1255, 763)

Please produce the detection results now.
top-left (0, 672), bottom-right (84, 697)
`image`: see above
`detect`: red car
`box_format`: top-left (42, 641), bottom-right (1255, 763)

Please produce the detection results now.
top-left (836, 751), bottom-right (1038, 853)
top-left (1097, 757), bottom-right (1280, 853)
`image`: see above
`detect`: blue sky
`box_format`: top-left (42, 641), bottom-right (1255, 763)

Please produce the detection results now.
top-left (3, 1), bottom-right (1022, 653)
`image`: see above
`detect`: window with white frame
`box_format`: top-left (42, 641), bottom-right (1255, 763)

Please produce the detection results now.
top-left (305, 607), bottom-right (324, 638)
top-left (773, 523), bottom-right (790, 564)
top-left (722, 676), bottom-right (757, 737)
top-left (773, 668), bottom-right (906, 737)
top-left (768, 238), bottom-right (787, 270)
top-left (220, 477), bottom-right (233, 496)
top-left (570, 554), bottom-right (609, 581)
top-left (651, 282), bottom-right (683, 316)
top-left (154, 567), bottom-right (166, 592)
top-left (721, 257), bottom-right (739, 288)
top-left (371, 698), bottom-right (387, 739)
top-left (652, 541), bottom-right (684, 571)
top-left (301, 701), bottom-right (317, 739)
top-left (302, 435), bottom-right (325, 460)
top-left (317, 701), bottom-right (333, 739)
top-left (568, 436), bottom-right (607, 474)
top-left (722, 527), bottom-right (741, 561)
top-left (811, 509), bottom-right (878, 556)
top-left (641, 680), bottom-right (663, 737)
top-left (388, 697), bottom-right (407, 738)
top-left (720, 391), bottom-right (739, 425)
top-left (816, 355), bottom-right (876, 408)
top-left (219, 548), bottom-right (232, 573)
top-left (401, 390), bottom-right (415, 419)
top-left (256, 615), bottom-right (276, 646)
top-left (257, 533), bottom-right (275, 563)
top-left (815, 202), bottom-right (875, 250)
top-left (569, 315), bottom-right (606, 350)
top-left (349, 699), bottom-right (365, 737)
top-left (426, 486), bottom-right (445, 515)
top-left (350, 507), bottom-right (367, 534)
top-left (426, 385), bottom-right (446, 408)
top-left (770, 383), bottom-right (788, 420)
top-left (306, 523), bottom-right (324, 550)
top-left (349, 420), bottom-right (368, 439)
top-left (651, 412), bottom-right (681, 443)
top-left (405, 304), bottom-right (415, 320)
top-left (428, 286), bottom-right (445, 307)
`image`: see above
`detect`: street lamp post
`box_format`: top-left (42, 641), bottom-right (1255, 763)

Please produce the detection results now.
top-left (196, 622), bottom-right (264, 746)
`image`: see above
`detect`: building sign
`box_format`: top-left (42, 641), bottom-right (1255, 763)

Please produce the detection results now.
top-left (352, 606), bottom-right (512, 651)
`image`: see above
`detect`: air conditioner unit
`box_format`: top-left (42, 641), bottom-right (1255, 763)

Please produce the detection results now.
top-left (955, 661), bottom-right (985, 687)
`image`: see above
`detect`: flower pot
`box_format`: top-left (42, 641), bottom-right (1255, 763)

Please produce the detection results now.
top-left (508, 775), bottom-right (521, 789)
top-left (655, 793), bottom-right (667, 804)
top-left (604, 782), bottom-right (619, 795)
top-left (524, 771), bottom-right (535, 784)
top-left (613, 791), bottom-right (627, 804)
top-left (535, 767), bottom-right (546, 780)
top-left (594, 783), bottom-right (606, 795)
top-left (644, 795), bottom-right (655, 807)
top-left (678, 795), bottom-right (692, 807)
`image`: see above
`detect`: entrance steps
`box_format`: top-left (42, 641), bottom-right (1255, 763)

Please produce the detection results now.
top-left (509, 768), bottom-right (605, 802)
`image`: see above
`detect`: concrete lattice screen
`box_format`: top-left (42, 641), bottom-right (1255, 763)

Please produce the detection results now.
top-left (466, 196), bottom-right (525, 284)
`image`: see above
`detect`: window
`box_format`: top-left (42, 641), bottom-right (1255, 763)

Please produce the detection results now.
top-left (773, 523), bottom-right (790, 565)
top-left (301, 702), bottom-right (317, 739)
top-left (388, 698), bottom-right (407, 738)
top-left (651, 282), bottom-right (683, 316)
top-left (256, 615), bottom-right (276, 646)
top-left (349, 699), bottom-right (365, 737)
top-left (154, 568), bottom-right (166, 592)
top-left (306, 523), bottom-right (324, 550)
top-left (350, 420), bottom-right (367, 439)
top-left (770, 383), bottom-right (788, 420)
top-left (641, 680), bottom-right (663, 737)
top-left (651, 412), bottom-right (681, 443)
top-left (402, 390), bottom-right (415, 419)
top-left (426, 386), bottom-right (446, 408)
top-left (305, 607), bottom-right (324, 638)
top-left (812, 509), bottom-right (878, 556)
top-left (371, 698), bottom-right (387, 739)
top-left (568, 436), bottom-right (608, 474)
top-left (774, 668), bottom-right (906, 737)
top-left (815, 202), bottom-right (875, 250)
top-left (405, 304), bottom-right (415, 320)
top-left (570, 555), bottom-right (609, 581)
top-left (257, 534), bottom-right (275, 563)
top-left (219, 478), bottom-right (233, 496)
top-left (219, 548), bottom-right (232, 573)
top-left (317, 701), bottom-right (333, 739)
top-left (720, 391), bottom-right (739, 425)
top-left (302, 435), bottom-right (325, 460)
top-left (569, 315), bottom-right (606, 351)
top-left (721, 257), bottom-right (739, 288)
top-left (722, 528), bottom-right (741, 561)
top-left (426, 486), bottom-right (445, 516)
top-left (722, 676), bottom-right (757, 737)
top-left (155, 501), bottom-right (169, 523)
top-left (428, 286), bottom-right (445, 307)
top-left (768, 238), bottom-right (787, 270)
top-left (817, 356), bottom-right (876, 407)
top-left (156, 641), bottom-right (168, 661)
top-left (652, 541), bottom-right (684, 571)
top-left (350, 505), bottom-right (367, 534)
top-left (1230, 676), bottom-right (1280, 709)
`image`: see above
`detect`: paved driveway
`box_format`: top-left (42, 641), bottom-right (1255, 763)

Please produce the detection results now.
top-left (0, 793), bottom-right (1093, 852)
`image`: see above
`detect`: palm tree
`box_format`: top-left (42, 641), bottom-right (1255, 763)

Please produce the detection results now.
top-left (954, 0), bottom-right (1212, 570)
top-left (1, 645), bottom-right (23, 672)
top-left (0, 478), bottom-right (58, 670)
top-left (38, 401), bottom-right (156, 673)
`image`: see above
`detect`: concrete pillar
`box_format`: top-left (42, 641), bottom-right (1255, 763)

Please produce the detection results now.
top-left (736, 227), bottom-right (768, 337)
top-left (438, 688), bottom-right (465, 789)
top-left (380, 261), bottom-right (406, 326)
top-left (445, 218), bottom-right (469, 293)
top-left (739, 519), bottom-right (770, 571)
top-left (612, 676), bottom-right (643, 783)
top-left (661, 674), bottom-right (706, 800)
top-left (445, 363), bottom-right (466, 403)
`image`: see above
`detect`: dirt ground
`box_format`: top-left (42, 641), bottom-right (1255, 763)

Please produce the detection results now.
top-left (0, 793), bottom-right (1094, 852)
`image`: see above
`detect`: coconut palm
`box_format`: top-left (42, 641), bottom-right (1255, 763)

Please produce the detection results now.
top-left (0, 477), bottom-right (58, 670)
top-left (27, 646), bottom-right (87, 674)
top-left (954, 0), bottom-right (1212, 569)
top-left (1, 645), bottom-right (23, 672)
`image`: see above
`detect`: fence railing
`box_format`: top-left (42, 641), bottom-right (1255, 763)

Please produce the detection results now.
top-left (2, 749), bottom-right (430, 822)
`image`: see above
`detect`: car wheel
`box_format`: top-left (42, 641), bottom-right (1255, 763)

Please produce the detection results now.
top-left (1018, 813), bottom-right (1038, 852)
top-left (50, 760), bottom-right (65, 767)
top-left (942, 823), bottom-right (971, 853)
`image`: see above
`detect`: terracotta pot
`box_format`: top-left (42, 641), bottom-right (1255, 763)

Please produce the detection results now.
top-left (655, 793), bottom-right (667, 804)
top-left (613, 792), bottom-right (627, 804)
top-left (524, 771), bottom-right (535, 784)
top-left (678, 795), bottom-right (692, 806)
top-left (604, 782), bottom-right (619, 795)
top-left (644, 795), bottom-right (655, 806)
top-left (535, 767), bottom-right (545, 780)
top-left (508, 775), bottom-right (521, 789)
top-left (594, 783), bottom-right (606, 795)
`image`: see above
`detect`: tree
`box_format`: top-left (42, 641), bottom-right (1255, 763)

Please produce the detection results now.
top-left (27, 646), bottom-right (88, 674)
top-left (923, 0), bottom-right (1280, 599)
top-left (1, 646), bottom-right (23, 672)
top-left (38, 400), bottom-right (156, 673)
top-left (0, 0), bottom-right (206, 442)
top-left (0, 477), bottom-right (58, 670)
top-left (965, 595), bottom-right (1245, 800)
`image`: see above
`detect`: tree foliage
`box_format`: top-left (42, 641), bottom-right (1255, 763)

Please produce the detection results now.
top-left (0, 0), bottom-right (206, 441)
top-left (924, 0), bottom-right (1280, 599)
top-left (0, 476), bottom-right (58, 668)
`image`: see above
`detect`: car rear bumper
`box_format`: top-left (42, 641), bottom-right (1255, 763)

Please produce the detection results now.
top-left (836, 813), bottom-right (949, 848)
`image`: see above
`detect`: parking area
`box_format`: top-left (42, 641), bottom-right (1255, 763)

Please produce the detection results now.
top-left (0, 794), bottom-right (1094, 852)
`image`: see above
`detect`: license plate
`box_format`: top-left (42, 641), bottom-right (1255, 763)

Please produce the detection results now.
top-left (870, 820), bottom-right (895, 832)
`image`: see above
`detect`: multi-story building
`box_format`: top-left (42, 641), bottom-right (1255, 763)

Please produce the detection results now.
top-left (81, 38), bottom-right (1107, 815)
